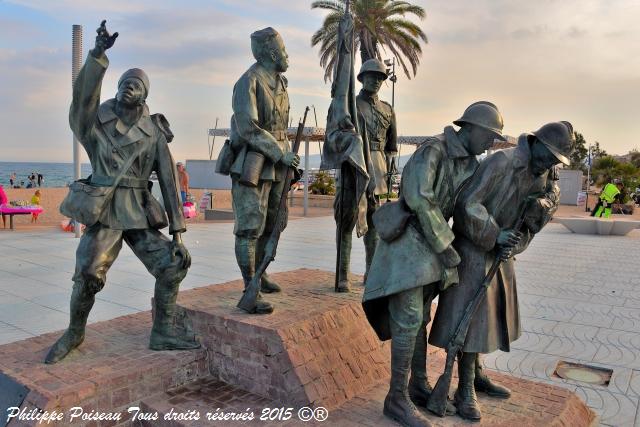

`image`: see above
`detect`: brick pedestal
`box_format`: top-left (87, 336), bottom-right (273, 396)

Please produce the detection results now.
top-left (0, 269), bottom-right (596, 427)
top-left (175, 269), bottom-right (390, 410)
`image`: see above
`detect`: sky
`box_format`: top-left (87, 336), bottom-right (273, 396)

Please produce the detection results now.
top-left (1, 0), bottom-right (639, 163)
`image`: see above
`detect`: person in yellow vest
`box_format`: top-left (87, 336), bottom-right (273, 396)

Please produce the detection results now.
top-left (593, 179), bottom-right (624, 218)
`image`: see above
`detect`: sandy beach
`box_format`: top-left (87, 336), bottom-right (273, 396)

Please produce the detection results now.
top-left (1, 188), bottom-right (233, 229)
top-left (1, 187), bottom-right (334, 230)
top-left (2, 186), bottom-right (637, 231)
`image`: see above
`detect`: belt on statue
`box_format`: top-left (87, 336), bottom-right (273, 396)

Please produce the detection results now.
top-left (91, 174), bottom-right (148, 189)
top-left (369, 141), bottom-right (383, 151)
top-left (270, 130), bottom-right (287, 141)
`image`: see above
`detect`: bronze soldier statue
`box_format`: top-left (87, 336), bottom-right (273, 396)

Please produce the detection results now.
top-left (363, 102), bottom-right (506, 426)
top-left (334, 59), bottom-right (398, 292)
top-left (429, 122), bottom-right (573, 421)
top-left (46, 21), bottom-right (198, 364)
top-left (217, 27), bottom-right (300, 314)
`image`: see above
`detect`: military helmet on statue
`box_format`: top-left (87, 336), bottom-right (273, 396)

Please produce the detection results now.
top-left (454, 101), bottom-right (506, 141)
top-left (357, 59), bottom-right (389, 82)
top-left (531, 121), bottom-right (574, 166)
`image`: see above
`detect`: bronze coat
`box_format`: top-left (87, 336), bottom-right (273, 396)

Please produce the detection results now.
top-left (229, 62), bottom-right (290, 183)
top-left (356, 90), bottom-right (397, 195)
top-left (363, 126), bottom-right (479, 340)
top-left (429, 136), bottom-right (559, 353)
top-left (69, 53), bottom-right (185, 234)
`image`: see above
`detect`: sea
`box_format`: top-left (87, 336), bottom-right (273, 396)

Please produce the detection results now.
top-left (0, 162), bottom-right (92, 188)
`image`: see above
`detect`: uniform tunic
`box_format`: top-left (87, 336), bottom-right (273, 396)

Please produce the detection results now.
top-left (429, 136), bottom-right (559, 353)
top-left (68, 52), bottom-right (186, 288)
top-left (229, 62), bottom-right (291, 237)
top-left (363, 126), bottom-right (479, 340)
top-left (356, 90), bottom-right (397, 195)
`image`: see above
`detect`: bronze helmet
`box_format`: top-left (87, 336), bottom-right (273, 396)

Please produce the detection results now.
top-left (531, 121), bottom-right (574, 166)
top-left (357, 59), bottom-right (389, 82)
top-left (453, 101), bottom-right (506, 141)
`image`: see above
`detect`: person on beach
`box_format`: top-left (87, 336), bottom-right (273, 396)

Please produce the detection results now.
top-left (31, 190), bottom-right (41, 223)
top-left (0, 185), bottom-right (7, 228)
top-left (177, 162), bottom-right (189, 204)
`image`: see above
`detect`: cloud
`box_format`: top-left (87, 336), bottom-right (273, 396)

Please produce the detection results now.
top-left (1, 0), bottom-right (640, 162)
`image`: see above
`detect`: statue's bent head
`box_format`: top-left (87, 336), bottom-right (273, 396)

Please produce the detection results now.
top-left (116, 68), bottom-right (149, 106)
top-left (529, 121), bottom-right (574, 175)
top-left (251, 27), bottom-right (288, 73)
top-left (454, 101), bottom-right (505, 156)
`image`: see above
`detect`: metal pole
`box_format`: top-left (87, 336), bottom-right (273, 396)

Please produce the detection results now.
top-left (72, 24), bottom-right (83, 238)
top-left (391, 58), bottom-right (395, 108)
top-left (304, 136), bottom-right (310, 217)
top-left (586, 144), bottom-right (592, 212)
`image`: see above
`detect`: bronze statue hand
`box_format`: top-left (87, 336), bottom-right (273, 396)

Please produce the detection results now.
top-left (92, 20), bottom-right (119, 57)
top-left (171, 233), bottom-right (192, 270)
top-left (439, 245), bottom-right (461, 268)
top-left (496, 229), bottom-right (522, 249)
top-left (282, 152), bottom-right (300, 168)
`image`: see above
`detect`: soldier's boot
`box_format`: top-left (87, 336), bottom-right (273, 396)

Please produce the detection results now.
top-left (336, 232), bottom-right (352, 293)
top-left (474, 353), bottom-right (511, 398)
top-left (45, 281), bottom-right (95, 364)
top-left (363, 227), bottom-right (379, 283)
top-left (257, 236), bottom-right (281, 294)
top-left (384, 334), bottom-right (432, 427)
top-left (149, 267), bottom-right (200, 350)
top-left (454, 352), bottom-right (482, 421)
top-left (409, 327), bottom-right (457, 415)
top-left (236, 236), bottom-right (273, 314)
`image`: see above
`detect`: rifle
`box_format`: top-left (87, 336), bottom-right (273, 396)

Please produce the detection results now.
top-left (385, 156), bottom-right (396, 203)
top-left (427, 203), bottom-right (529, 416)
top-left (237, 107), bottom-right (310, 313)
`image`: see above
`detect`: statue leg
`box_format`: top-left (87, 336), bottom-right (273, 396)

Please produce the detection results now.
top-left (474, 353), bottom-right (511, 398)
top-left (45, 225), bottom-right (122, 364)
top-left (335, 166), bottom-right (357, 292)
top-left (455, 351), bottom-right (482, 421)
top-left (409, 285), bottom-right (456, 415)
top-left (236, 235), bottom-right (273, 314)
top-left (385, 287), bottom-right (432, 427)
top-left (257, 235), bottom-right (281, 294)
top-left (258, 175), bottom-right (288, 293)
top-left (126, 229), bottom-right (201, 350)
top-left (231, 178), bottom-right (274, 313)
top-left (363, 200), bottom-right (379, 282)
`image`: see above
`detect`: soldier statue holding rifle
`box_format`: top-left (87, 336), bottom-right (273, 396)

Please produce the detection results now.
top-left (216, 27), bottom-right (300, 314)
top-left (428, 122), bottom-right (573, 421)
top-left (46, 21), bottom-right (198, 363)
top-left (363, 101), bottom-right (507, 426)
top-left (321, 1), bottom-right (397, 293)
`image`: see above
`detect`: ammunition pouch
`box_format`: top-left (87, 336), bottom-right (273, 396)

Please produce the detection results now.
top-left (215, 139), bottom-right (235, 176)
top-left (372, 198), bottom-right (413, 242)
top-left (239, 151), bottom-right (265, 187)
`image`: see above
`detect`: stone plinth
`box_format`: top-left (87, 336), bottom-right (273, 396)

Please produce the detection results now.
top-left (175, 269), bottom-right (390, 410)
top-left (554, 217), bottom-right (640, 235)
top-left (0, 313), bottom-right (209, 427)
top-left (0, 269), bottom-right (597, 427)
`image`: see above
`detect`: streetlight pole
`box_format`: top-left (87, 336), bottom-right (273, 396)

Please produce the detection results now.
top-left (586, 144), bottom-right (592, 212)
top-left (72, 25), bottom-right (83, 238)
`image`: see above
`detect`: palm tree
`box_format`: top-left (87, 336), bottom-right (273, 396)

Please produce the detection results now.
top-left (311, 0), bottom-right (427, 81)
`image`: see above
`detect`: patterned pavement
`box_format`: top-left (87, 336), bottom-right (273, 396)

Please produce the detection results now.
top-left (0, 217), bottom-right (639, 426)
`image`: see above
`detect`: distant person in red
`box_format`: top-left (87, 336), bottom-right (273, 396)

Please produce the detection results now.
top-left (0, 184), bottom-right (7, 228)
